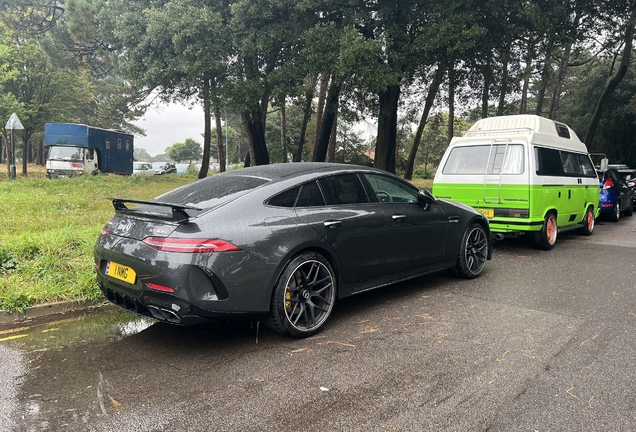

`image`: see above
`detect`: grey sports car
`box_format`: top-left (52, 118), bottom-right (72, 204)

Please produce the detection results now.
top-left (94, 163), bottom-right (491, 337)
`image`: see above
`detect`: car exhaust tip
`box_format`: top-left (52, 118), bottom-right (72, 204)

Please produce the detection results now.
top-left (147, 305), bottom-right (182, 324)
top-left (493, 233), bottom-right (505, 241)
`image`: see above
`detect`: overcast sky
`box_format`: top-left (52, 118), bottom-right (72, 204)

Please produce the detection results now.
top-left (133, 102), bottom-right (204, 156)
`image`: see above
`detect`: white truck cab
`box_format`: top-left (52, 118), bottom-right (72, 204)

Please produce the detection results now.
top-left (46, 145), bottom-right (99, 178)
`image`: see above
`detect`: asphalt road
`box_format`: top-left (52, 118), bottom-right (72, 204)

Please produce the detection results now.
top-left (2, 215), bottom-right (636, 431)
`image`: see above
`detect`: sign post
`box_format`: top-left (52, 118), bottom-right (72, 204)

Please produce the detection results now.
top-left (5, 113), bottom-right (24, 181)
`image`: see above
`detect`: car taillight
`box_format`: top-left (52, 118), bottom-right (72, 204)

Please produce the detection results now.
top-left (99, 226), bottom-right (110, 236)
top-left (146, 282), bottom-right (175, 293)
top-left (603, 177), bottom-right (614, 190)
top-left (142, 237), bottom-right (241, 253)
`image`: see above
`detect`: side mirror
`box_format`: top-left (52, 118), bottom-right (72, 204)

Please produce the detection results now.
top-left (417, 189), bottom-right (436, 205)
top-left (600, 158), bottom-right (609, 171)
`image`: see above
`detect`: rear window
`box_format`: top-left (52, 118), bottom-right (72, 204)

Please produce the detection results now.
top-left (442, 144), bottom-right (524, 175)
top-left (154, 175), bottom-right (269, 212)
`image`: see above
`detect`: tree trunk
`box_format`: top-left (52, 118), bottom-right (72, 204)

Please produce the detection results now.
top-left (293, 76), bottom-right (316, 162)
top-left (535, 35), bottom-right (555, 116)
top-left (280, 100), bottom-right (288, 163)
top-left (199, 79), bottom-right (211, 179)
top-left (243, 151), bottom-right (251, 168)
top-left (549, 42), bottom-right (573, 119)
top-left (481, 55), bottom-right (491, 119)
top-left (313, 74), bottom-right (329, 151)
top-left (585, 8), bottom-right (636, 146)
top-left (497, 49), bottom-right (509, 116)
top-left (312, 80), bottom-right (340, 162)
top-left (327, 111), bottom-right (337, 163)
top-left (374, 84), bottom-right (401, 173)
top-left (447, 66), bottom-right (455, 144)
top-left (242, 91), bottom-right (270, 166)
top-left (22, 130), bottom-right (30, 175)
top-left (404, 67), bottom-right (444, 180)
top-left (215, 109), bottom-right (225, 173)
top-left (520, 40), bottom-right (534, 114)
top-left (36, 139), bottom-right (44, 165)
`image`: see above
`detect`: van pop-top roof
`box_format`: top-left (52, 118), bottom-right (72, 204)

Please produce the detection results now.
top-left (456, 114), bottom-right (588, 153)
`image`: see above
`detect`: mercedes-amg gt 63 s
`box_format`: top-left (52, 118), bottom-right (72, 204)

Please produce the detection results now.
top-left (95, 163), bottom-right (491, 337)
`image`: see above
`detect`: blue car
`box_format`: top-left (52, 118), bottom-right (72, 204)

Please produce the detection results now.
top-left (599, 168), bottom-right (634, 221)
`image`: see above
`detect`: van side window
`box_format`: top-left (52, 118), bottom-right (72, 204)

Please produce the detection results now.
top-left (535, 147), bottom-right (563, 176)
top-left (536, 148), bottom-right (597, 178)
top-left (560, 151), bottom-right (582, 175)
top-left (577, 154), bottom-right (597, 177)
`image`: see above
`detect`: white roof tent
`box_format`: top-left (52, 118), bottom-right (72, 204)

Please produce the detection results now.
top-left (456, 114), bottom-right (588, 153)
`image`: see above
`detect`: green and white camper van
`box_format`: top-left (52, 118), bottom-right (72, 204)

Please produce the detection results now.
top-left (432, 115), bottom-right (600, 250)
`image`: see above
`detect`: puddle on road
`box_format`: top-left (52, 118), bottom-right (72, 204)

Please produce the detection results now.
top-left (0, 307), bottom-right (155, 352)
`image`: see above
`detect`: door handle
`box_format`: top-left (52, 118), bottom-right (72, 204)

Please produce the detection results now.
top-left (323, 220), bottom-right (342, 228)
top-left (392, 214), bottom-right (406, 221)
top-left (448, 215), bottom-right (460, 223)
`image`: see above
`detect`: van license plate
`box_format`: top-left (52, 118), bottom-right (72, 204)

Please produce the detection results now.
top-left (479, 209), bottom-right (494, 218)
top-left (105, 261), bottom-right (136, 284)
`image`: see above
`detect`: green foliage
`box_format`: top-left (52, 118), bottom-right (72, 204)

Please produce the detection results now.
top-left (168, 138), bottom-right (203, 163)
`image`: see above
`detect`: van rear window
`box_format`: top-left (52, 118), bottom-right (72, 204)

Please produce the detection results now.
top-left (442, 144), bottom-right (524, 175)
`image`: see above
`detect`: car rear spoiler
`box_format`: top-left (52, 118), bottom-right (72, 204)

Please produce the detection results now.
top-left (111, 199), bottom-right (202, 223)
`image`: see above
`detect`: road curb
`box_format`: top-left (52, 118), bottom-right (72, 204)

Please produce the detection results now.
top-left (0, 299), bottom-right (107, 325)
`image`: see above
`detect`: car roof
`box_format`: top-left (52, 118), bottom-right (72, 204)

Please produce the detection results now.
top-left (217, 162), bottom-right (383, 182)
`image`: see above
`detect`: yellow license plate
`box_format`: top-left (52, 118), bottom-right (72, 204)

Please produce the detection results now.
top-left (105, 261), bottom-right (136, 284)
top-left (479, 209), bottom-right (494, 218)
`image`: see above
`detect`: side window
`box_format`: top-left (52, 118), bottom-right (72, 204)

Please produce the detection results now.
top-left (363, 174), bottom-right (419, 203)
top-left (554, 122), bottom-right (571, 139)
top-left (560, 151), bottom-right (583, 176)
top-left (295, 181), bottom-right (325, 207)
top-left (268, 186), bottom-right (300, 208)
top-left (535, 147), bottom-right (563, 176)
top-left (318, 174), bottom-right (368, 205)
top-left (577, 154), bottom-right (597, 178)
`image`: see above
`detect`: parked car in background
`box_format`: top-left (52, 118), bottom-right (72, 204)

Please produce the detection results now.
top-left (614, 167), bottom-right (636, 209)
top-left (95, 163), bottom-right (492, 337)
top-left (151, 162), bottom-right (177, 175)
top-left (132, 162), bottom-right (156, 176)
top-left (599, 168), bottom-right (634, 221)
top-left (175, 163), bottom-right (191, 174)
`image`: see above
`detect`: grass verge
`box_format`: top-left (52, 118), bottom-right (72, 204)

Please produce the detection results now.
top-left (0, 171), bottom-right (195, 312)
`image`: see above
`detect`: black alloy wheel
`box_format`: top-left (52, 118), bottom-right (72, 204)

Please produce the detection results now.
top-left (454, 223), bottom-right (488, 278)
top-left (610, 202), bottom-right (620, 222)
top-left (266, 252), bottom-right (336, 337)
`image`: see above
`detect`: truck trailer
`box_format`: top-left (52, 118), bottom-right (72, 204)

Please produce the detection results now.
top-left (44, 123), bottom-right (134, 177)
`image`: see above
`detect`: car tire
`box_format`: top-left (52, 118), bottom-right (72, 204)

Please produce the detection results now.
top-left (579, 206), bottom-right (595, 236)
top-left (533, 211), bottom-right (557, 250)
top-left (453, 223), bottom-right (488, 278)
top-left (265, 252), bottom-right (336, 338)
top-left (610, 202), bottom-right (620, 222)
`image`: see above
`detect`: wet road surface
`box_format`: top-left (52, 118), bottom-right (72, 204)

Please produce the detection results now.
top-left (2, 216), bottom-right (636, 431)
